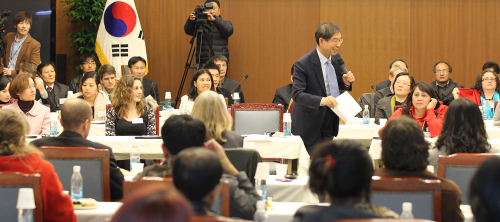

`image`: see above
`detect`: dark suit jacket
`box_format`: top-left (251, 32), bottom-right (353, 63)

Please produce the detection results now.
top-left (375, 79), bottom-right (391, 91)
top-left (293, 205), bottom-right (379, 222)
top-left (430, 79), bottom-right (464, 106)
top-left (272, 84), bottom-right (293, 111)
top-left (1, 32), bottom-right (41, 76)
top-left (142, 78), bottom-right (159, 102)
top-left (41, 82), bottom-right (69, 110)
top-left (216, 87), bottom-right (235, 107)
top-left (31, 130), bottom-right (124, 201)
top-left (291, 49), bottom-right (351, 145)
top-left (220, 77), bottom-right (245, 103)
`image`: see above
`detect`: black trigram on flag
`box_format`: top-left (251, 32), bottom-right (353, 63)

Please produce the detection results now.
top-left (112, 44), bottom-right (129, 57)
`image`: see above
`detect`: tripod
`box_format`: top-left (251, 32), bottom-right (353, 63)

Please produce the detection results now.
top-left (174, 20), bottom-right (206, 108)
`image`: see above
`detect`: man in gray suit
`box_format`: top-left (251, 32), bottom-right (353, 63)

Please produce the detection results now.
top-left (37, 61), bottom-right (69, 109)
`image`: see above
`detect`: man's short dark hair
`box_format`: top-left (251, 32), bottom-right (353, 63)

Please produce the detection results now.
top-left (173, 148), bottom-right (223, 201)
top-left (14, 11), bottom-right (32, 27)
top-left (79, 53), bottom-right (99, 66)
top-left (208, 55), bottom-right (228, 65)
top-left (315, 23), bottom-right (341, 45)
top-left (61, 98), bottom-right (92, 130)
top-left (205, 0), bottom-right (220, 8)
top-left (161, 115), bottom-right (206, 155)
top-left (202, 62), bottom-right (220, 74)
top-left (482, 61), bottom-right (500, 74)
top-left (389, 59), bottom-right (408, 69)
top-left (37, 61), bottom-right (56, 76)
top-left (433, 61), bottom-right (452, 73)
top-left (128, 56), bottom-right (147, 69)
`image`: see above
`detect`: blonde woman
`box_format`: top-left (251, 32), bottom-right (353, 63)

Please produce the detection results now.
top-left (191, 91), bottom-right (243, 148)
top-left (0, 109), bottom-right (76, 221)
top-left (106, 75), bottom-right (156, 136)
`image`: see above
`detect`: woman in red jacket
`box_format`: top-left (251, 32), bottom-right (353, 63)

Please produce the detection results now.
top-left (379, 82), bottom-right (448, 138)
top-left (0, 108), bottom-right (76, 222)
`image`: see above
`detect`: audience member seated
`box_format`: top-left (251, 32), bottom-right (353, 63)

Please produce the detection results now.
top-left (136, 115), bottom-right (260, 219)
top-left (293, 140), bottom-right (396, 222)
top-left (37, 61), bottom-right (70, 109)
top-left (375, 59), bottom-right (408, 91)
top-left (128, 56), bottom-right (159, 102)
top-left (374, 72), bottom-right (414, 124)
top-left (106, 75), bottom-right (156, 136)
top-left (453, 70), bottom-right (500, 117)
top-left (110, 185), bottom-right (192, 222)
top-left (0, 108), bottom-right (76, 221)
top-left (272, 66), bottom-right (293, 111)
top-left (482, 61), bottom-right (500, 74)
top-left (376, 116), bottom-right (464, 221)
top-left (192, 91), bottom-right (243, 148)
top-left (429, 98), bottom-right (497, 172)
top-left (98, 64), bottom-right (116, 101)
top-left (17, 62), bottom-right (56, 110)
top-left (4, 73), bottom-right (50, 134)
top-left (430, 61), bottom-right (464, 106)
top-left (380, 82), bottom-right (448, 138)
top-left (69, 53), bottom-right (98, 92)
top-left (469, 156), bottom-right (500, 222)
top-left (203, 61), bottom-right (234, 106)
top-left (31, 98), bottom-right (124, 201)
top-left (0, 76), bottom-right (12, 105)
top-left (68, 71), bottom-right (108, 121)
top-left (179, 69), bottom-right (215, 114)
top-left (374, 64), bottom-right (408, 107)
top-left (209, 55), bottom-right (245, 103)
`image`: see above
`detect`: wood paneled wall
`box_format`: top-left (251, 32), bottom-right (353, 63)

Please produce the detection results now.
top-left (56, 0), bottom-right (500, 103)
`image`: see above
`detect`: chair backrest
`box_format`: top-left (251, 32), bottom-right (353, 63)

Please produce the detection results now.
top-left (231, 103), bottom-right (284, 134)
top-left (123, 177), bottom-right (230, 217)
top-left (356, 93), bottom-right (375, 118)
top-left (39, 146), bottom-right (111, 201)
top-left (225, 148), bottom-right (262, 186)
top-left (437, 153), bottom-right (500, 205)
top-left (371, 176), bottom-right (442, 221)
top-left (0, 172), bottom-right (43, 222)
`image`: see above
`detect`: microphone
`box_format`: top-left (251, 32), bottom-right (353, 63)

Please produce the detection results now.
top-left (231, 75), bottom-right (248, 93)
top-left (337, 57), bottom-right (353, 84)
top-left (371, 85), bottom-right (375, 91)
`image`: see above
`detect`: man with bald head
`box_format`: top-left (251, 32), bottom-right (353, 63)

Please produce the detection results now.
top-left (31, 98), bottom-right (124, 201)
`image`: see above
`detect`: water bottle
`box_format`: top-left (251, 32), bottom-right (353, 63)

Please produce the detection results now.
top-left (165, 92), bottom-right (172, 109)
top-left (400, 202), bottom-right (414, 219)
top-left (253, 200), bottom-right (268, 222)
top-left (363, 105), bottom-right (370, 125)
top-left (17, 188), bottom-right (35, 222)
top-left (233, 92), bottom-right (240, 105)
top-left (18, 209), bottom-right (33, 222)
top-left (482, 101), bottom-right (489, 120)
top-left (71, 166), bottom-right (83, 200)
top-left (49, 112), bottom-right (58, 136)
top-left (130, 141), bottom-right (140, 170)
top-left (255, 179), bottom-right (267, 202)
top-left (283, 113), bottom-right (292, 137)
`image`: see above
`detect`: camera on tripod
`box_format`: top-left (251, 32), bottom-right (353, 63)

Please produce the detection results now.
top-left (194, 3), bottom-right (214, 24)
top-left (0, 10), bottom-right (11, 67)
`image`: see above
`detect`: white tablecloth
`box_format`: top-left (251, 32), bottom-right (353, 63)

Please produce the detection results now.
top-left (337, 125), bottom-right (382, 147)
top-left (75, 202), bottom-right (122, 222)
top-left (243, 135), bottom-right (310, 176)
top-left (266, 175), bottom-right (318, 203)
top-left (267, 202), bottom-right (327, 222)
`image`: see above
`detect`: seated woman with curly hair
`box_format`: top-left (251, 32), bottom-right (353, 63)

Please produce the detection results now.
top-left (106, 75), bottom-right (156, 136)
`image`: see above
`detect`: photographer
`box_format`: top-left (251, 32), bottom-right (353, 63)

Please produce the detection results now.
top-left (184, 0), bottom-right (233, 65)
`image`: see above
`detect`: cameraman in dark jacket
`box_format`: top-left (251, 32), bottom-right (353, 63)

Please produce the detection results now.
top-left (184, 0), bottom-right (233, 65)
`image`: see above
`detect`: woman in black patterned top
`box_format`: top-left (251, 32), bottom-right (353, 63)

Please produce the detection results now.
top-left (105, 75), bottom-right (156, 136)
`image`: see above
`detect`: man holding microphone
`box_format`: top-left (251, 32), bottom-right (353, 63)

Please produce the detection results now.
top-left (292, 22), bottom-right (355, 153)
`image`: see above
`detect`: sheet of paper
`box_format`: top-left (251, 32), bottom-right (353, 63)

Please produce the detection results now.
top-left (331, 92), bottom-right (362, 122)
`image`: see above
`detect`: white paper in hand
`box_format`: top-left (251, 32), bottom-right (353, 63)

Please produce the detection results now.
top-left (331, 92), bottom-right (362, 122)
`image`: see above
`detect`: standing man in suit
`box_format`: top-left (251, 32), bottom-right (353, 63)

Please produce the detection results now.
top-left (31, 98), bottom-right (124, 201)
top-left (1, 11), bottom-right (41, 79)
top-left (292, 22), bottom-right (355, 153)
top-left (272, 66), bottom-right (294, 111)
top-left (430, 61), bottom-right (464, 106)
top-left (37, 61), bottom-right (70, 109)
top-left (128, 56), bottom-right (159, 102)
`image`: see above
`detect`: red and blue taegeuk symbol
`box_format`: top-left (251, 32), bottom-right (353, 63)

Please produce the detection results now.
top-left (104, 1), bottom-right (137, 37)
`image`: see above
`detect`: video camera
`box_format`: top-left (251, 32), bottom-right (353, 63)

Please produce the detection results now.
top-left (0, 10), bottom-right (11, 67)
top-left (194, 3), bottom-right (214, 24)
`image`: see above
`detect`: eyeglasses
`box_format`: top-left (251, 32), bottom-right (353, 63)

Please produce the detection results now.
top-left (327, 38), bottom-right (343, 44)
top-left (435, 70), bottom-right (449, 74)
top-left (482, 78), bottom-right (496, 82)
top-left (395, 81), bottom-right (409, 86)
top-left (83, 62), bottom-right (96, 66)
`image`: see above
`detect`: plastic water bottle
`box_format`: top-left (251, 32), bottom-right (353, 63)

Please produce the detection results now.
top-left (165, 92), bottom-right (172, 109)
top-left (400, 202), bottom-right (414, 219)
top-left (233, 92), bottom-right (240, 105)
top-left (255, 179), bottom-right (267, 202)
top-left (283, 113), bottom-right (292, 137)
top-left (71, 166), bottom-right (83, 200)
top-left (17, 188), bottom-right (35, 222)
top-left (18, 209), bottom-right (33, 222)
top-left (482, 101), bottom-right (489, 120)
top-left (130, 141), bottom-right (140, 170)
top-left (253, 200), bottom-right (268, 222)
top-left (363, 105), bottom-right (370, 125)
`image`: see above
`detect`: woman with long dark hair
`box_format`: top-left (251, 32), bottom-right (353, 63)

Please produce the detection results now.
top-left (0, 75), bottom-right (12, 105)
